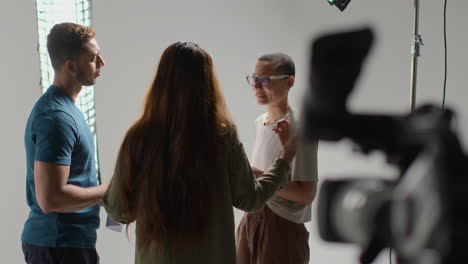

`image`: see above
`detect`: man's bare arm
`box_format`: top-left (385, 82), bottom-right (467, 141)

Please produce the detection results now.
top-left (34, 161), bottom-right (108, 213)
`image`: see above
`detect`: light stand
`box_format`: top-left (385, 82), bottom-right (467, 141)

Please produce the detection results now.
top-left (409, 0), bottom-right (423, 111)
top-left (325, 0), bottom-right (424, 112)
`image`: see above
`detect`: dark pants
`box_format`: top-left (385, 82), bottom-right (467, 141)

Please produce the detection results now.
top-left (236, 206), bottom-right (310, 264)
top-left (22, 243), bottom-right (100, 264)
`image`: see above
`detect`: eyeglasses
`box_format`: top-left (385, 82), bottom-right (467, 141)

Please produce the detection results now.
top-left (246, 75), bottom-right (290, 87)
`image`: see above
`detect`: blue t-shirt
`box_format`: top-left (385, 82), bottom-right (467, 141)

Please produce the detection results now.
top-left (21, 85), bottom-right (100, 248)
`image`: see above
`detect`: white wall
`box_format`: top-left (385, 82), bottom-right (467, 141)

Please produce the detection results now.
top-left (1, 0), bottom-right (468, 263)
top-left (0, 0), bottom-right (41, 260)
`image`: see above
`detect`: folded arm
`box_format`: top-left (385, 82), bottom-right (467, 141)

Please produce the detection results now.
top-left (229, 134), bottom-right (290, 212)
top-left (254, 167), bottom-right (317, 205)
top-left (34, 161), bottom-right (108, 213)
top-left (276, 181), bottom-right (317, 204)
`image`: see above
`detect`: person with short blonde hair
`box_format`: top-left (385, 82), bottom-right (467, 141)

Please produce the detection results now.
top-left (237, 52), bottom-right (318, 264)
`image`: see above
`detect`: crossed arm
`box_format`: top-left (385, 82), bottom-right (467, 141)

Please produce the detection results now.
top-left (252, 167), bottom-right (317, 205)
top-left (276, 181), bottom-right (317, 204)
top-left (34, 161), bottom-right (108, 213)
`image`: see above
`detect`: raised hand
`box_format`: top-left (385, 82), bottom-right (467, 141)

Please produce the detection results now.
top-left (251, 167), bottom-right (264, 178)
top-left (273, 120), bottom-right (297, 163)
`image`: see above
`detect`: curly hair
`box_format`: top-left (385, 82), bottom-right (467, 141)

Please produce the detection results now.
top-left (47, 22), bottom-right (96, 70)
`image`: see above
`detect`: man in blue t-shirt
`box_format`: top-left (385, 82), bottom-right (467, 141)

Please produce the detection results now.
top-left (21, 23), bottom-right (108, 264)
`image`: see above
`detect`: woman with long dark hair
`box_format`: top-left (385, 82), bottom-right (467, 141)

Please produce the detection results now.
top-left (103, 42), bottom-right (296, 264)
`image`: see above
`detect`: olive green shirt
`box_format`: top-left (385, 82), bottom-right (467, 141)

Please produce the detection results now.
top-left (103, 130), bottom-right (290, 264)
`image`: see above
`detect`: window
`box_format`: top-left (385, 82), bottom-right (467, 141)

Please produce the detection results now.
top-left (36, 0), bottom-right (101, 183)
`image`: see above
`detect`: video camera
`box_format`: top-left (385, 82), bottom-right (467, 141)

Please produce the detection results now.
top-left (302, 28), bottom-right (468, 264)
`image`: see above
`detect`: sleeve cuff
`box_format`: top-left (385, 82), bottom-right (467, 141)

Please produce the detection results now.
top-left (35, 156), bottom-right (72, 166)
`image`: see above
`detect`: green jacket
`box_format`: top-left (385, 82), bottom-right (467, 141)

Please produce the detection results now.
top-left (103, 130), bottom-right (290, 264)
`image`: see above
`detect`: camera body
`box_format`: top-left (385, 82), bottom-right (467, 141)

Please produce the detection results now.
top-left (303, 28), bottom-right (468, 264)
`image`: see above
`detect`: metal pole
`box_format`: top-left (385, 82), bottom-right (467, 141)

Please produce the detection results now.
top-left (410, 0), bottom-right (422, 112)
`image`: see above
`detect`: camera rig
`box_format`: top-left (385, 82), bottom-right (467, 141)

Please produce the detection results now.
top-left (302, 28), bottom-right (468, 264)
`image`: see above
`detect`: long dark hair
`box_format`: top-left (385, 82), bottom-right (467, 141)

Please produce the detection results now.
top-left (117, 42), bottom-right (233, 253)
